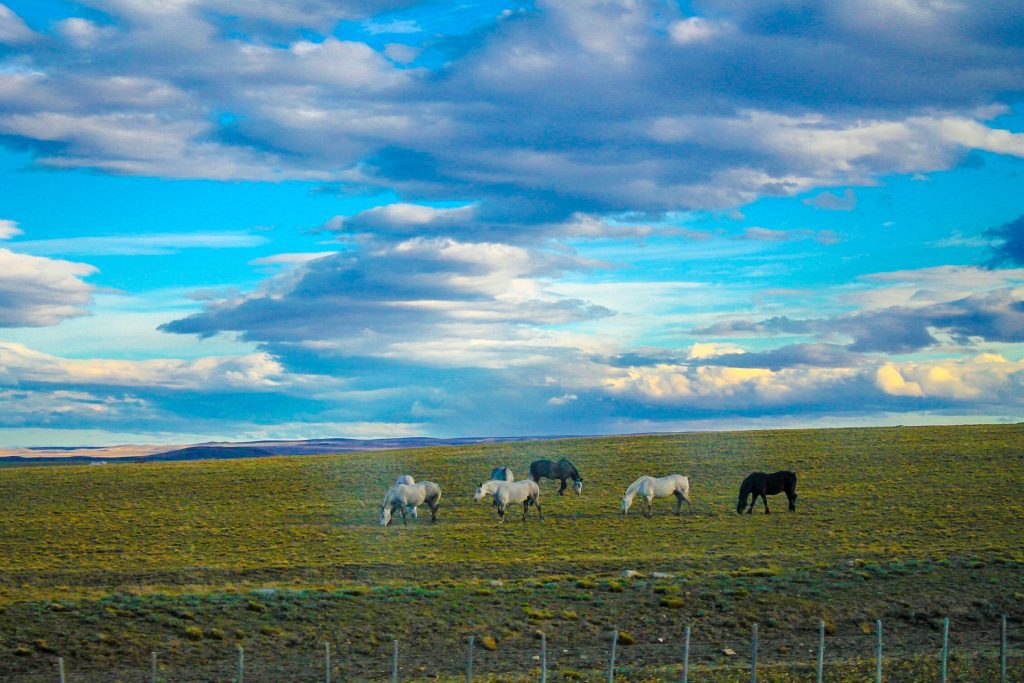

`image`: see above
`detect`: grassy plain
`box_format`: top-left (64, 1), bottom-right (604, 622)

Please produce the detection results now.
top-left (1, 424), bottom-right (1022, 680)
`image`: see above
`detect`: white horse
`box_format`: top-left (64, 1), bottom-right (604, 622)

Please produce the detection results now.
top-left (490, 466), bottom-right (514, 482)
top-left (473, 479), bottom-right (542, 522)
top-left (387, 475), bottom-right (418, 518)
top-left (380, 481), bottom-right (442, 527)
top-left (621, 475), bottom-right (692, 518)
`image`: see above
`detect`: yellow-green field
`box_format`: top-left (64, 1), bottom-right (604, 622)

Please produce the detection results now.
top-left (1, 424), bottom-right (1023, 681)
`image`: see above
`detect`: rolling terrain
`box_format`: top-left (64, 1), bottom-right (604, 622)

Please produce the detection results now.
top-left (1, 424), bottom-right (1022, 681)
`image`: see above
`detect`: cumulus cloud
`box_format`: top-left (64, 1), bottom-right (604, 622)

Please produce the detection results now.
top-left (601, 352), bottom-right (1024, 414)
top-left (0, 0), bottom-right (1021, 237)
top-left (695, 263), bottom-right (1024, 354)
top-left (603, 363), bottom-right (861, 410)
top-left (327, 203), bottom-right (478, 235)
top-left (0, 341), bottom-right (299, 392)
top-left (0, 249), bottom-right (96, 327)
top-left (875, 354), bottom-right (1024, 401)
top-left (0, 3), bottom-right (35, 44)
top-left (161, 237), bottom-right (611, 367)
top-left (0, 389), bottom-right (155, 428)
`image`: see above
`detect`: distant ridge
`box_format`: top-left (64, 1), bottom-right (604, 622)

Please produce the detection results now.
top-left (0, 435), bottom-right (573, 467)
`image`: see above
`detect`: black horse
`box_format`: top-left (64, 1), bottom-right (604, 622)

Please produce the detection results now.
top-left (529, 458), bottom-right (583, 496)
top-left (737, 471), bottom-right (797, 514)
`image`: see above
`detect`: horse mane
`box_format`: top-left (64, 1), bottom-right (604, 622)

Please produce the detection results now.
top-left (557, 458), bottom-right (581, 479)
top-left (624, 475), bottom-right (649, 498)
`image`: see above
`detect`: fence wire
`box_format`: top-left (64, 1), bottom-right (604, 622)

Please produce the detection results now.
top-left (6, 620), bottom-right (1022, 682)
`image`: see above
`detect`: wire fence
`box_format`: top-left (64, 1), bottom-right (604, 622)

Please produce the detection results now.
top-left (9, 615), bottom-right (1022, 682)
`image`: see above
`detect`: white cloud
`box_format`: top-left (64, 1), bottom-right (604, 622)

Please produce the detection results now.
top-left (0, 219), bottom-right (22, 240)
top-left (876, 354), bottom-right (1024, 401)
top-left (0, 3), bottom-right (35, 44)
top-left (0, 249), bottom-right (97, 327)
top-left (669, 17), bottom-right (728, 44)
top-left (0, 341), bottom-right (293, 391)
top-left (335, 203), bottom-right (478, 234)
top-left (603, 363), bottom-right (859, 407)
top-left (686, 342), bottom-right (745, 360)
top-left (57, 18), bottom-right (114, 48)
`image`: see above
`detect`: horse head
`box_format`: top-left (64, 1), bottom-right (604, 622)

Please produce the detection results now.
top-left (472, 483), bottom-right (489, 501)
top-left (736, 488), bottom-right (748, 515)
top-left (379, 504), bottom-right (393, 527)
top-left (572, 478), bottom-right (583, 496)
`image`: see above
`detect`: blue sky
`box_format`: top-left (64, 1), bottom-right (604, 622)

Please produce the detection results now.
top-left (1, 0), bottom-right (1023, 446)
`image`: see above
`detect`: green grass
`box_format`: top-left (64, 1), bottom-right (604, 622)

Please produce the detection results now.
top-left (1, 424), bottom-right (1022, 680)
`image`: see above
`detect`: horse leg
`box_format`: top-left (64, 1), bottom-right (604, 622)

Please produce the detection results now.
top-left (536, 499), bottom-right (543, 522)
top-left (429, 501), bottom-right (438, 522)
top-left (643, 497), bottom-right (653, 519)
top-left (761, 494), bottom-right (770, 514)
top-left (558, 478), bottom-right (567, 496)
top-left (522, 499), bottom-right (529, 522)
top-left (673, 491), bottom-right (683, 516)
top-left (400, 506), bottom-right (408, 527)
top-left (788, 491), bottom-right (797, 512)
top-left (683, 492), bottom-right (693, 514)
top-left (747, 496), bottom-right (755, 514)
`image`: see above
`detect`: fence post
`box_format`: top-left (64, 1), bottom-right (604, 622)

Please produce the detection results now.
top-left (681, 625), bottom-right (690, 683)
top-left (1000, 614), bottom-right (1007, 683)
top-left (465, 636), bottom-right (474, 683)
top-left (941, 617), bottom-right (949, 683)
top-left (324, 642), bottom-right (331, 683)
top-left (392, 639), bottom-right (399, 683)
top-left (540, 630), bottom-right (548, 683)
top-left (750, 623), bottom-right (758, 683)
top-left (875, 620), bottom-right (882, 683)
top-left (816, 620), bottom-right (825, 683)
top-left (58, 657), bottom-right (65, 683)
top-left (237, 645), bottom-right (244, 683)
top-left (151, 651), bottom-right (157, 683)
top-left (607, 629), bottom-right (618, 683)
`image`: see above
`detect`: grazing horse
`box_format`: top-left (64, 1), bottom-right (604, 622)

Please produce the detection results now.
top-left (737, 471), bottom-right (797, 514)
top-left (490, 466), bottom-right (514, 482)
top-left (621, 475), bottom-right (692, 518)
top-left (529, 458), bottom-right (583, 495)
top-left (389, 475), bottom-right (417, 517)
top-left (380, 481), bottom-right (442, 527)
top-left (473, 480), bottom-right (543, 522)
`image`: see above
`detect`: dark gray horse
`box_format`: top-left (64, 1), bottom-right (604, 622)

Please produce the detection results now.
top-left (529, 458), bottom-right (582, 495)
top-left (737, 471), bottom-right (797, 514)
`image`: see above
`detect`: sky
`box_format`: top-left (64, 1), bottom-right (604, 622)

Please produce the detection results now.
top-left (0, 0), bottom-right (1023, 447)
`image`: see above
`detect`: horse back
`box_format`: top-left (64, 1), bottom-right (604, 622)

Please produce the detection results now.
top-left (529, 459), bottom-right (552, 480)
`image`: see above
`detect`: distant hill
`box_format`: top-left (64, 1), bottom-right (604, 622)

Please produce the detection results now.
top-left (0, 435), bottom-right (573, 467)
